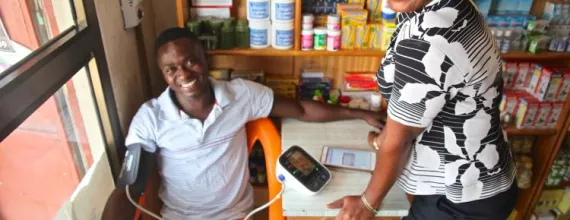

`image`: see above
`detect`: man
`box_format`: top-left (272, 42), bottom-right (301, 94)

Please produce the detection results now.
top-left (328, 0), bottom-right (518, 219)
top-left (102, 27), bottom-right (383, 220)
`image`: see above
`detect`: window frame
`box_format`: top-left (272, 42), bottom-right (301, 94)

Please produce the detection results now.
top-left (0, 0), bottom-right (123, 180)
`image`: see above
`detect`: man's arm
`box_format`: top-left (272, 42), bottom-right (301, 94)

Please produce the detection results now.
top-left (269, 95), bottom-right (386, 127)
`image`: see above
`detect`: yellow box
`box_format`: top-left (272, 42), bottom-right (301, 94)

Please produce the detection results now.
top-left (341, 10), bottom-right (368, 27)
top-left (381, 23), bottom-right (396, 51)
top-left (369, 24), bottom-right (383, 49)
top-left (348, 0), bottom-right (365, 4)
top-left (341, 25), bottom-right (356, 50)
top-left (558, 188), bottom-right (570, 214)
top-left (337, 3), bottom-right (364, 15)
top-left (355, 25), bottom-right (371, 49)
top-left (366, 0), bottom-right (382, 23)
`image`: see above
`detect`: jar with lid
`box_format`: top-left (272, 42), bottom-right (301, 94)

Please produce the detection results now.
top-left (220, 19), bottom-right (235, 49)
top-left (236, 20), bottom-right (250, 48)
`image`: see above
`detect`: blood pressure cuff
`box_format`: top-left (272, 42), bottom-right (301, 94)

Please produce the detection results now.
top-left (117, 144), bottom-right (156, 195)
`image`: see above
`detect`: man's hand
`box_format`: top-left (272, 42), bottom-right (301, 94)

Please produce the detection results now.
top-left (327, 196), bottom-right (376, 220)
top-left (360, 111), bottom-right (385, 129)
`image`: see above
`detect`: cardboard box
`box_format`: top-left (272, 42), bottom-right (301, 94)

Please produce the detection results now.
top-left (209, 69), bottom-right (230, 80)
top-left (366, 0), bottom-right (382, 23)
top-left (535, 103), bottom-right (553, 128)
top-left (342, 25), bottom-right (356, 50)
top-left (536, 67), bottom-right (563, 101)
top-left (354, 25), bottom-right (371, 49)
top-left (515, 62), bottom-right (532, 90)
top-left (265, 76), bottom-right (299, 87)
top-left (546, 102), bottom-right (564, 129)
top-left (536, 189), bottom-right (566, 211)
top-left (504, 62), bottom-right (518, 89)
top-left (341, 10), bottom-right (368, 27)
top-left (337, 3), bottom-right (364, 15)
top-left (368, 24), bottom-right (383, 49)
top-left (527, 64), bottom-right (544, 95)
top-left (503, 91), bottom-right (521, 115)
top-left (555, 72), bottom-right (570, 102)
top-left (557, 187), bottom-right (570, 214)
top-left (516, 96), bottom-right (540, 129)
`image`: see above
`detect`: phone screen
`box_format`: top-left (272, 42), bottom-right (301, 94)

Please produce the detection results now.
top-left (325, 147), bottom-right (374, 170)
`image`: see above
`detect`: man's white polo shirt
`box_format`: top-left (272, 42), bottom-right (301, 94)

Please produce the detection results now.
top-left (125, 78), bottom-right (274, 219)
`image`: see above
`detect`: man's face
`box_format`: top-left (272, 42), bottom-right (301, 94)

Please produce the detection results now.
top-left (157, 38), bottom-right (209, 98)
top-left (387, 0), bottom-right (430, 12)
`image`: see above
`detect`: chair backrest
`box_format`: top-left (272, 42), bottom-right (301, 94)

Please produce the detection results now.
top-left (134, 118), bottom-right (284, 220)
top-left (246, 118), bottom-right (284, 220)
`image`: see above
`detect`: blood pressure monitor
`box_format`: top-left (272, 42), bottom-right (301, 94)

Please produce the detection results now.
top-left (276, 145), bottom-right (332, 195)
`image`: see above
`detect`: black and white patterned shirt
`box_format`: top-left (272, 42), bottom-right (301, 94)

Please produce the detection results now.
top-left (377, 0), bottom-right (516, 203)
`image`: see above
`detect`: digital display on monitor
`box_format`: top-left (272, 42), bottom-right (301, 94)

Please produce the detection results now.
top-left (288, 150), bottom-right (315, 176)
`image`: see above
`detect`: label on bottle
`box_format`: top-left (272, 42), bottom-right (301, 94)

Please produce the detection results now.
top-left (301, 34), bottom-right (313, 49)
top-left (314, 34), bottom-right (326, 50)
top-left (250, 28), bottom-right (268, 46)
top-left (327, 35), bottom-right (340, 51)
top-left (275, 2), bottom-right (294, 20)
top-left (249, 1), bottom-right (270, 19)
top-left (275, 29), bottom-right (293, 47)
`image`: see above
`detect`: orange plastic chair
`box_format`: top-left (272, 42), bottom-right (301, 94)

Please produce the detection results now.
top-left (133, 118), bottom-right (284, 220)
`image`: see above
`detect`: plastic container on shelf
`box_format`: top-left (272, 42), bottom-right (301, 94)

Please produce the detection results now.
top-left (314, 27), bottom-right (327, 50)
top-left (249, 20), bottom-right (271, 49)
top-left (247, 0), bottom-right (270, 20)
top-left (301, 29), bottom-right (314, 51)
top-left (302, 14), bottom-right (314, 30)
top-left (327, 14), bottom-right (340, 31)
top-left (326, 29), bottom-right (341, 51)
top-left (220, 19), bottom-right (235, 49)
top-left (235, 20), bottom-right (250, 48)
top-left (272, 0), bottom-right (295, 22)
top-left (272, 21), bottom-right (294, 50)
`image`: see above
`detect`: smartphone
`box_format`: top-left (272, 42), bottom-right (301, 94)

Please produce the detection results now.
top-left (320, 146), bottom-right (376, 172)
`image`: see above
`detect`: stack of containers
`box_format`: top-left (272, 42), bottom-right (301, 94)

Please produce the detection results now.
top-left (247, 0), bottom-right (295, 49)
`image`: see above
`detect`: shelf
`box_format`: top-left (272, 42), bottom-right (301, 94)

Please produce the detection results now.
top-left (505, 124), bottom-right (557, 136)
top-left (208, 48), bottom-right (570, 59)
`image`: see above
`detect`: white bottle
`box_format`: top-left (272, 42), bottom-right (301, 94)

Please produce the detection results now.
top-left (495, 30), bottom-right (504, 52)
top-left (501, 30), bottom-right (512, 53)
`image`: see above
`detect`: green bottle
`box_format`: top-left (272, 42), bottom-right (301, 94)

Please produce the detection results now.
top-left (235, 20), bottom-right (250, 48)
top-left (220, 19), bottom-right (235, 49)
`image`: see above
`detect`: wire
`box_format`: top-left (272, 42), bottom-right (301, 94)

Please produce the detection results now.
top-left (244, 175), bottom-right (287, 220)
top-left (126, 185), bottom-right (164, 220)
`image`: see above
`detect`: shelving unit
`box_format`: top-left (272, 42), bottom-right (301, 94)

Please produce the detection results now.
top-left (175, 0), bottom-right (570, 219)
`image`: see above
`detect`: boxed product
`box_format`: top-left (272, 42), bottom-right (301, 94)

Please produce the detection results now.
top-left (381, 23), bottom-right (396, 51)
top-left (535, 103), bottom-right (552, 128)
top-left (546, 102), bottom-right (563, 129)
top-left (515, 62), bottom-right (532, 90)
top-left (535, 67), bottom-right (563, 101)
top-left (231, 70), bottom-right (265, 83)
top-left (341, 9), bottom-right (368, 27)
top-left (501, 90), bottom-right (521, 115)
top-left (344, 72), bottom-right (377, 91)
top-left (557, 187), bottom-right (570, 214)
top-left (516, 95), bottom-right (540, 129)
top-left (504, 62), bottom-right (518, 88)
top-left (348, 0), bottom-right (365, 4)
top-left (555, 71), bottom-right (570, 102)
top-left (366, 0), bottom-right (382, 23)
top-left (536, 189), bottom-right (566, 211)
top-left (337, 3), bottom-right (364, 15)
top-left (368, 24), bottom-right (383, 49)
top-left (355, 25), bottom-right (371, 49)
top-left (209, 69), bottom-right (230, 80)
top-left (265, 76), bottom-right (299, 87)
top-left (342, 25), bottom-right (356, 50)
top-left (527, 64), bottom-right (544, 95)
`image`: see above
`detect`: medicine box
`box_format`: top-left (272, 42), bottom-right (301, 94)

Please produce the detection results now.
top-left (503, 91), bottom-right (521, 115)
top-left (366, 0), bottom-right (382, 23)
top-left (536, 67), bottom-right (562, 101)
top-left (342, 25), bottom-right (356, 50)
top-left (527, 64), bottom-right (544, 95)
top-left (535, 103), bottom-right (552, 128)
top-left (546, 102), bottom-right (563, 129)
top-left (558, 187), bottom-right (570, 214)
top-left (354, 25), bottom-right (371, 49)
top-left (368, 24), bottom-right (382, 49)
top-left (337, 3), bottom-right (364, 15)
top-left (515, 62), bottom-right (532, 90)
top-left (536, 189), bottom-right (566, 211)
top-left (341, 9), bottom-right (368, 27)
top-left (555, 72), bottom-right (570, 101)
top-left (265, 76), bottom-right (299, 87)
top-left (504, 62), bottom-right (518, 89)
top-left (516, 95), bottom-right (540, 129)
top-left (210, 69), bottom-right (230, 80)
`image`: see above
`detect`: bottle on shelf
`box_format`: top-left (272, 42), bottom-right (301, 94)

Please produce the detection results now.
top-left (495, 29), bottom-right (504, 52)
top-left (501, 29), bottom-right (512, 53)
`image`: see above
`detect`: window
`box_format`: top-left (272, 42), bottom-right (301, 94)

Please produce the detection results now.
top-left (0, 59), bottom-right (110, 219)
top-left (0, 0), bottom-right (82, 75)
top-left (0, 0), bottom-right (123, 219)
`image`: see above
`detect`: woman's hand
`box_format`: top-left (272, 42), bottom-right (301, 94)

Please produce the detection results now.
top-left (327, 195), bottom-right (376, 220)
